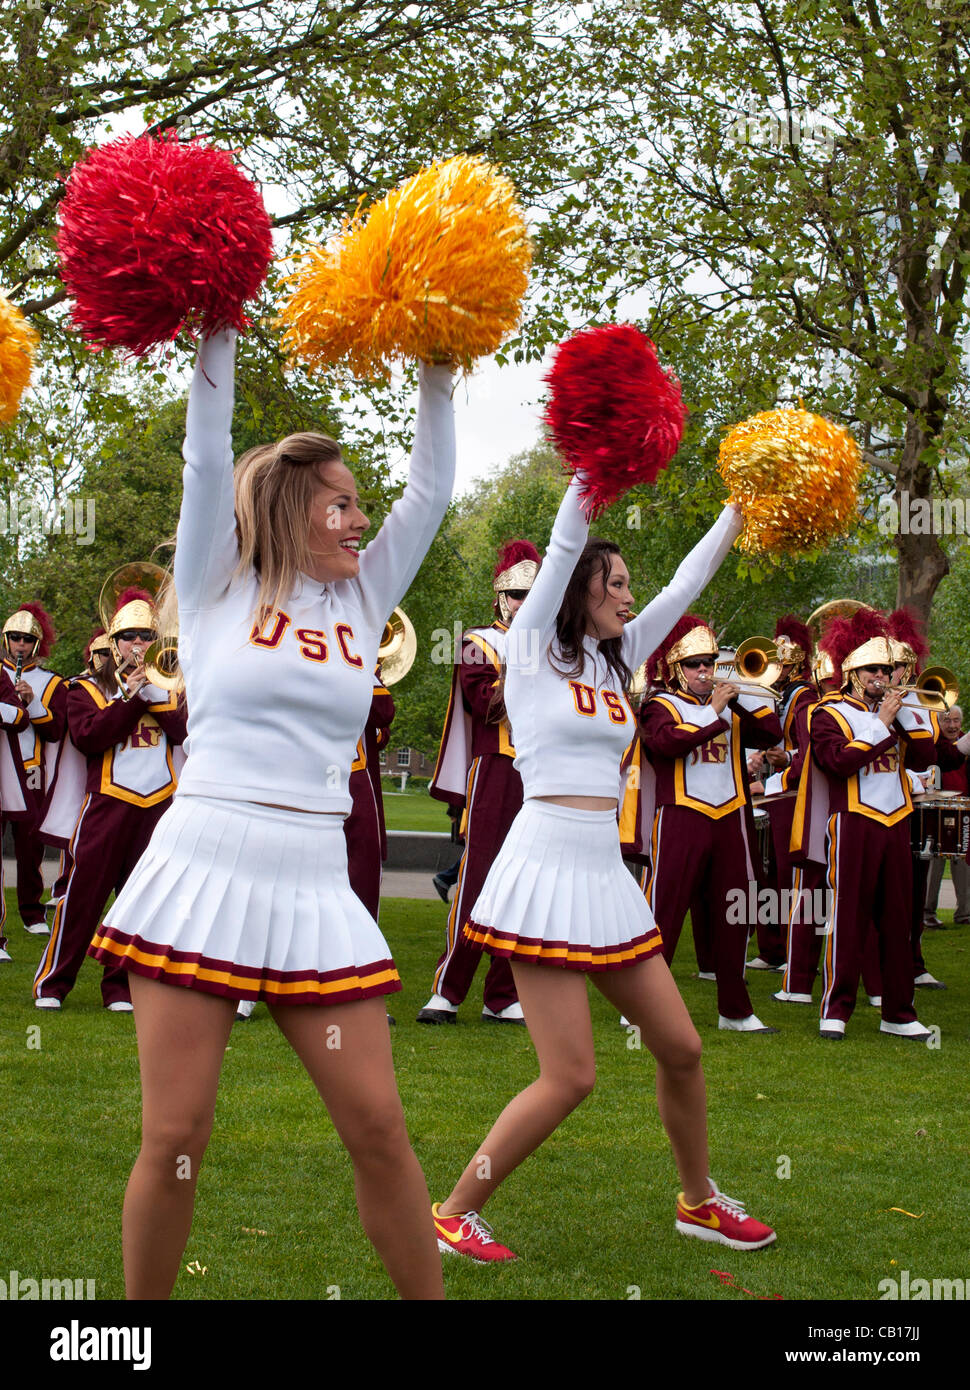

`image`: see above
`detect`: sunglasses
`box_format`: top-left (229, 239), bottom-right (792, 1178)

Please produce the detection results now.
top-left (116, 630), bottom-right (156, 644)
top-left (6, 633), bottom-right (36, 644)
top-left (682, 657), bottom-right (716, 670)
top-left (503, 590), bottom-right (529, 601)
top-left (862, 665), bottom-right (893, 677)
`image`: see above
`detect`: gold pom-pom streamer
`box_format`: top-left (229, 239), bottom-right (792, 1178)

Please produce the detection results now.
top-left (0, 292), bottom-right (39, 424)
top-left (717, 407), bottom-right (862, 554)
top-left (277, 155), bottom-right (531, 379)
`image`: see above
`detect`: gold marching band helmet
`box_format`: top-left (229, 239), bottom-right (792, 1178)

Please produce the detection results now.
top-left (2, 609), bottom-right (43, 648)
top-left (377, 608), bottom-right (417, 686)
top-left (97, 562), bottom-right (178, 698)
top-left (3, 608), bottom-right (44, 682)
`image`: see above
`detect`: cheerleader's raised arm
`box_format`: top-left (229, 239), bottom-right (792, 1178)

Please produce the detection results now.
top-left (355, 362), bottom-right (456, 631)
top-left (505, 474), bottom-right (590, 664)
top-left (621, 504), bottom-right (742, 672)
top-left (174, 330), bottom-right (240, 615)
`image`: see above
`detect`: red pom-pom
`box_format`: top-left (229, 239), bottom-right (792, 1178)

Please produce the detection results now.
top-left (57, 133), bottom-right (274, 355)
top-left (543, 324), bottom-right (686, 517)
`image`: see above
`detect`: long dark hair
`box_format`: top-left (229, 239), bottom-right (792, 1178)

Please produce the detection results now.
top-left (487, 538), bottom-right (633, 723)
top-left (548, 538), bottom-right (633, 689)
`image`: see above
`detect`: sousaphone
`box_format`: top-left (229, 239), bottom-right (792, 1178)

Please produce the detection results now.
top-left (378, 608), bottom-right (417, 686)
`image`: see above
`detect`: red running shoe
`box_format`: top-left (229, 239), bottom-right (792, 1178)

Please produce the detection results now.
top-left (676, 1180), bottom-right (776, 1250)
top-left (432, 1203), bottom-right (518, 1262)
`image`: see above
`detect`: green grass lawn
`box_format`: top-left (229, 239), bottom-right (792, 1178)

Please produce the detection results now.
top-left (381, 784), bottom-right (451, 833)
top-left (1, 888), bottom-right (967, 1303)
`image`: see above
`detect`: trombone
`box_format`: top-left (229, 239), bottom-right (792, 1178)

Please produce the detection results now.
top-left (883, 666), bottom-right (959, 713)
top-left (711, 636), bottom-right (782, 702)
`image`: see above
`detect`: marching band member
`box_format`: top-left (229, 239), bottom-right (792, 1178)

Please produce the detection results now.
top-left (0, 603), bottom-right (64, 936)
top-left (923, 704), bottom-right (970, 926)
top-left (790, 607), bottom-right (937, 1039)
top-left (0, 670), bottom-right (31, 962)
top-left (433, 481), bottom-right (777, 1262)
top-left (32, 588), bottom-right (186, 1011)
top-left (748, 616), bottom-right (815, 972)
top-left (775, 640), bottom-right (848, 1004)
top-left (87, 330), bottom-right (455, 1300)
top-left (638, 617), bottom-right (784, 1033)
top-left (417, 540), bottom-right (540, 1025)
top-left (886, 609), bottom-right (946, 990)
top-left (344, 671), bottom-right (395, 924)
top-left (38, 630), bottom-right (111, 928)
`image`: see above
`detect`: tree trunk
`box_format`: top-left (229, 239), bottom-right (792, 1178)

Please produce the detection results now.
top-left (893, 418), bottom-right (949, 625)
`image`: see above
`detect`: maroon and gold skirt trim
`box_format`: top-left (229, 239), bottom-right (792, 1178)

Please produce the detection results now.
top-left (461, 800), bottom-right (664, 974)
top-left (90, 925), bottom-right (401, 1004)
top-left (464, 920), bottom-right (662, 972)
top-left (87, 795), bottom-right (401, 1006)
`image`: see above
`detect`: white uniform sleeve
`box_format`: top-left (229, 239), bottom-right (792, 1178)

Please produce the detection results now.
top-left (622, 505), bottom-right (741, 671)
top-left (355, 363), bottom-right (456, 628)
top-left (506, 475), bottom-right (589, 670)
top-left (175, 331), bottom-right (240, 614)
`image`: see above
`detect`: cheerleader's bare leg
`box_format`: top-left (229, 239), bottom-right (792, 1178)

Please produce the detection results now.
top-left (268, 995), bottom-right (445, 1300)
top-left (123, 974), bottom-right (237, 1299)
top-left (438, 961), bottom-right (596, 1216)
top-left (591, 953), bottom-right (710, 1205)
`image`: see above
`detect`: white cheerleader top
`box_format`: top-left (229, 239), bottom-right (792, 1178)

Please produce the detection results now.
top-left (505, 477), bottom-right (741, 801)
top-left (173, 331), bottom-right (455, 815)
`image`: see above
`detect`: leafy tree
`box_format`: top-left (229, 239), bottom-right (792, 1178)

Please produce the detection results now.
top-left (544, 0), bottom-right (970, 622)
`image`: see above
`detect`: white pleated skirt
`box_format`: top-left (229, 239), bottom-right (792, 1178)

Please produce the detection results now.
top-left (464, 800), bottom-right (664, 971)
top-left (88, 795), bottom-right (400, 1005)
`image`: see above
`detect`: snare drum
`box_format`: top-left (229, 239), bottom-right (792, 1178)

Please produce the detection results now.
top-left (911, 795), bottom-right (970, 859)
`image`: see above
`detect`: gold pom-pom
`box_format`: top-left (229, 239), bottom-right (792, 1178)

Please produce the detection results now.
top-left (0, 292), bottom-right (39, 424)
top-left (717, 407), bottom-right (862, 554)
top-left (277, 154), bottom-right (531, 379)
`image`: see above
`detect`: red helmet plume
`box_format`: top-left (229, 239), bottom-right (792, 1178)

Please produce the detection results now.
top-left (819, 607), bottom-right (888, 680)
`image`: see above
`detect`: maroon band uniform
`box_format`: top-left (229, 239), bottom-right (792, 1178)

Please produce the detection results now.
top-left (2, 653), bottom-right (65, 930)
top-left (344, 675), bottom-right (395, 922)
top-left (32, 678), bottom-right (187, 1007)
top-left (793, 695), bottom-right (936, 1032)
top-left (0, 668), bottom-right (30, 953)
top-left (640, 688), bottom-right (783, 1021)
top-left (424, 621), bottom-right (519, 1015)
